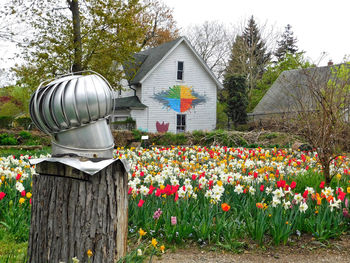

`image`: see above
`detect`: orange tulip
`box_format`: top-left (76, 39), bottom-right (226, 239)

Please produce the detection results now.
top-left (221, 203), bottom-right (230, 212)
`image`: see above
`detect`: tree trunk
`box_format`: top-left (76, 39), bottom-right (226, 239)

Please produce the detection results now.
top-left (28, 160), bottom-right (128, 263)
top-left (323, 163), bottom-right (331, 185)
top-left (68, 0), bottom-right (83, 72)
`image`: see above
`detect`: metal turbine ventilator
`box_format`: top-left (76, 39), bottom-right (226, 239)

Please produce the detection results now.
top-left (29, 71), bottom-right (115, 158)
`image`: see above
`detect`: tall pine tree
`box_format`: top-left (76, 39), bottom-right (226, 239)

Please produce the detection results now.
top-left (223, 74), bottom-right (248, 129)
top-left (226, 16), bottom-right (271, 99)
top-left (274, 24), bottom-right (298, 61)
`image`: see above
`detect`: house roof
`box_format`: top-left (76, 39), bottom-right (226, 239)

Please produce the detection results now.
top-left (251, 65), bottom-right (338, 115)
top-left (125, 36), bottom-right (224, 89)
top-left (114, 96), bottom-right (147, 110)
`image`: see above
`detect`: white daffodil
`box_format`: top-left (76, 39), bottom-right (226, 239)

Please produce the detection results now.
top-left (272, 197), bottom-right (281, 207)
top-left (283, 200), bottom-right (291, 210)
top-left (234, 184), bottom-right (244, 194)
top-left (299, 202), bottom-right (308, 213)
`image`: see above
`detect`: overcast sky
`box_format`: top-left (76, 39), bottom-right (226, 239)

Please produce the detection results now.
top-left (1, 0), bottom-right (349, 75)
top-left (164, 0), bottom-right (350, 65)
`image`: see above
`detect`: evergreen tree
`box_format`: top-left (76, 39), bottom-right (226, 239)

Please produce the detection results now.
top-left (226, 16), bottom-right (271, 99)
top-left (223, 74), bottom-right (248, 129)
top-left (274, 24), bottom-right (298, 61)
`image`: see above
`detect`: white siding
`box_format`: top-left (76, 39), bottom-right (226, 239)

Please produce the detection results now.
top-left (136, 41), bottom-right (217, 133)
top-left (117, 84), bottom-right (141, 99)
top-left (131, 109), bottom-right (148, 131)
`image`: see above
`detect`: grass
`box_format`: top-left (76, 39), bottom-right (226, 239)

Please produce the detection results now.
top-left (0, 227), bottom-right (27, 262)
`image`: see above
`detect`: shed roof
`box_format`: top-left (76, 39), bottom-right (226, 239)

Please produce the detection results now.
top-left (252, 65), bottom-right (337, 115)
top-left (114, 96), bottom-right (147, 110)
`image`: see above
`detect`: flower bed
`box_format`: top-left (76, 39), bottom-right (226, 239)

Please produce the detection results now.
top-left (118, 146), bottom-right (350, 248)
top-left (0, 147), bottom-right (349, 259)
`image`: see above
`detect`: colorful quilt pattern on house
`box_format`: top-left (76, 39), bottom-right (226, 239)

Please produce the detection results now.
top-left (153, 85), bottom-right (206, 113)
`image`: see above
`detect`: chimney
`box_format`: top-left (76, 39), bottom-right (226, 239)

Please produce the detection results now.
top-left (328, 60), bottom-right (333, 66)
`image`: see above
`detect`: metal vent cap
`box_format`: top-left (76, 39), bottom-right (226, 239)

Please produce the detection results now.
top-left (29, 72), bottom-right (115, 158)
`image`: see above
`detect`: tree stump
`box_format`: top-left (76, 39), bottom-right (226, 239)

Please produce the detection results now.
top-left (28, 160), bottom-right (128, 263)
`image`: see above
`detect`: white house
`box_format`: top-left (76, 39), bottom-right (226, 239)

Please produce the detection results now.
top-left (114, 36), bottom-right (223, 133)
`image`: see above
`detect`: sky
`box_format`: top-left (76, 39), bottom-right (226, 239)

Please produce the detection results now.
top-left (1, 0), bottom-right (350, 84)
top-left (164, 0), bottom-right (350, 65)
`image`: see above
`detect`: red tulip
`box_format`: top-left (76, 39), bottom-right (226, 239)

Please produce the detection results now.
top-left (319, 181), bottom-right (325, 189)
top-left (138, 199), bottom-right (145, 207)
top-left (290, 181), bottom-right (296, 189)
top-left (260, 185), bottom-right (264, 192)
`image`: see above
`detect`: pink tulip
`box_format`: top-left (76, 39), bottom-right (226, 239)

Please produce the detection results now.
top-left (171, 216), bottom-right (177, 225)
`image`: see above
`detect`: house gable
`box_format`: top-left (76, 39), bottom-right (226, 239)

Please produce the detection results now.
top-left (117, 36), bottom-right (221, 133)
top-left (127, 36), bottom-right (223, 89)
top-left (140, 40), bottom-right (218, 133)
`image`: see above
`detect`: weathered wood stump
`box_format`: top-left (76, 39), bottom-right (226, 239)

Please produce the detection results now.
top-left (28, 160), bottom-right (128, 263)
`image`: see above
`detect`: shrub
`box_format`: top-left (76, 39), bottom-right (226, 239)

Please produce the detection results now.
top-left (13, 117), bottom-right (32, 129)
top-left (132, 129), bottom-right (144, 141)
top-left (0, 133), bottom-right (18, 145)
top-left (191, 130), bottom-right (205, 145)
top-left (264, 132), bottom-right (278, 139)
top-left (19, 131), bottom-right (32, 140)
top-left (0, 116), bottom-right (13, 128)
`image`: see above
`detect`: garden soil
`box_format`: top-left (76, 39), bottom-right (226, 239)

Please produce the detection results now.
top-left (153, 235), bottom-right (350, 263)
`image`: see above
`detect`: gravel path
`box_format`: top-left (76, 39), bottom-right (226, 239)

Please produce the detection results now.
top-left (153, 235), bottom-right (350, 263)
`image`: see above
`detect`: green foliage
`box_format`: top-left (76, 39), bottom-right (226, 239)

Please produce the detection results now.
top-left (0, 147), bottom-right (51, 158)
top-left (202, 130), bottom-right (247, 147)
top-left (5, 0), bottom-right (147, 91)
top-left (304, 204), bottom-right (346, 241)
top-left (0, 116), bottom-right (14, 128)
top-left (19, 131), bottom-right (32, 140)
top-left (0, 85), bottom-right (32, 116)
top-left (157, 133), bottom-right (187, 146)
top-left (264, 132), bottom-right (278, 139)
top-left (216, 101), bottom-right (228, 130)
top-left (132, 129), bottom-right (145, 141)
top-left (223, 75), bottom-right (248, 128)
top-left (248, 52), bottom-right (312, 111)
top-left (4, 0), bottom-right (179, 92)
top-left (0, 133), bottom-right (17, 145)
top-left (13, 117), bottom-right (32, 129)
top-left (0, 102), bottom-right (22, 117)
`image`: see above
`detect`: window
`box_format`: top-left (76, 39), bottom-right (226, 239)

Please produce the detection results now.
top-left (177, 61), bottom-right (184, 80)
top-left (176, 114), bottom-right (186, 133)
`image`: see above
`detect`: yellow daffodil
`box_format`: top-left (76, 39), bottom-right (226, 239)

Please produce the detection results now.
top-left (139, 228), bottom-right (146, 237)
top-left (151, 238), bottom-right (157, 247)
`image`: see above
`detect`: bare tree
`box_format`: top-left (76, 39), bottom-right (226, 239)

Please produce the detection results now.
top-left (185, 21), bottom-right (233, 79)
top-left (274, 63), bottom-right (350, 185)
